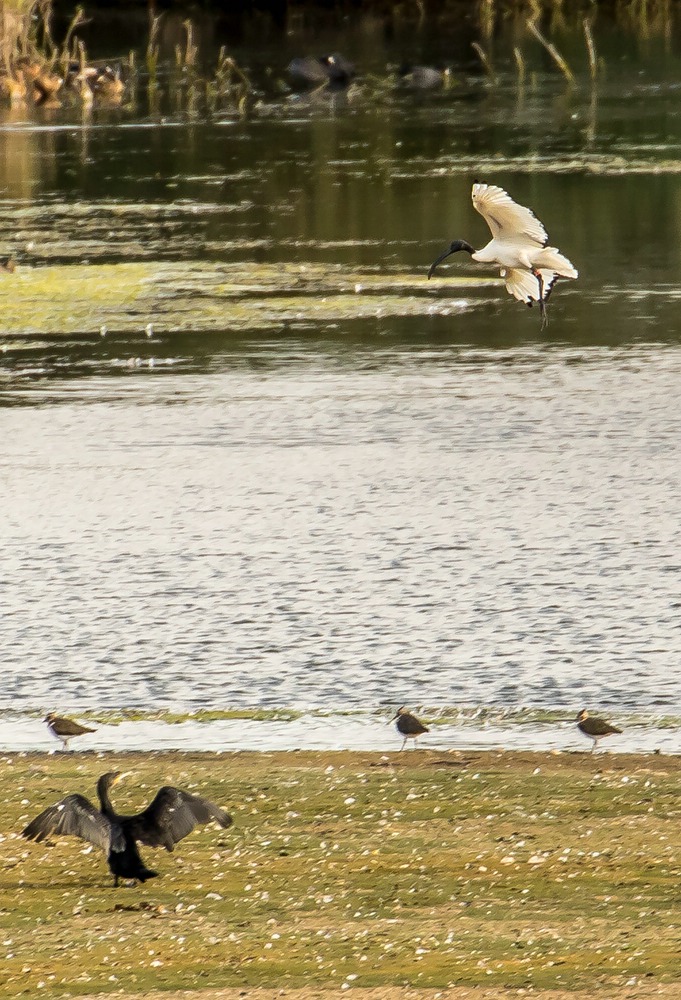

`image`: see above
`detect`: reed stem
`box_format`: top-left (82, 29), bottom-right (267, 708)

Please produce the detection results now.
top-left (583, 16), bottom-right (598, 80)
top-left (526, 18), bottom-right (574, 85)
top-left (513, 45), bottom-right (525, 83)
top-left (471, 41), bottom-right (496, 84)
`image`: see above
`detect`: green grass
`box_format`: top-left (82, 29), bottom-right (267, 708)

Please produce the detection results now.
top-left (1, 750), bottom-right (681, 997)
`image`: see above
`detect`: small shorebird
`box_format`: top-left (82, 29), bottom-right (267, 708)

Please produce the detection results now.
top-left (44, 712), bottom-right (96, 751)
top-left (428, 182), bottom-right (578, 328)
top-left (392, 706), bottom-right (429, 750)
top-left (576, 709), bottom-right (622, 753)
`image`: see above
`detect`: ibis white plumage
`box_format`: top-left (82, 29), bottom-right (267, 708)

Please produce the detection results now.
top-left (428, 182), bottom-right (578, 326)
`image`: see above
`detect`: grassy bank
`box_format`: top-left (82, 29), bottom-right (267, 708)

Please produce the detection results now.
top-left (1, 750), bottom-right (680, 998)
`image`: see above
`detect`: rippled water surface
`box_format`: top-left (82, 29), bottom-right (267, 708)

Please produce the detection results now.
top-left (2, 12), bottom-right (681, 748)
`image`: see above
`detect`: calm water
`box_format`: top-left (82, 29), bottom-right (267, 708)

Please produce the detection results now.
top-left (1, 12), bottom-right (681, 749)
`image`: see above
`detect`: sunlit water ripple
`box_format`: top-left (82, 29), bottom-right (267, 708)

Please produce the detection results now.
top-left (2, 344), bottom-right (681, 736)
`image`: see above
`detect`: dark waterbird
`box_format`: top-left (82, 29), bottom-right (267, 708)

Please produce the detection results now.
top-left (392, 706), bottom-right (429, 750)
top-left (397, 64), bottom-right (450, 89)
top-left (576, 709), bottom-right (622, 753)
top-left (22, 771), bottom-right (233, 886)
top-left (428, 182), bottom-right (578, 328)
top-left (287, 53), bottom-right (355, 88)
top-left (44, 711), bottom-right (95, 751)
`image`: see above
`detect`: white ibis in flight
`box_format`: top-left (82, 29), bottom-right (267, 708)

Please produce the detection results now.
top-left (428, 182), bottom-right (578, 327)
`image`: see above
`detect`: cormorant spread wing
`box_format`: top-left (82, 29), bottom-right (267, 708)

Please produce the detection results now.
top-left (22, 793), bottom-right (115, 851)
top-left (127, 786), bottom-right (233, 852)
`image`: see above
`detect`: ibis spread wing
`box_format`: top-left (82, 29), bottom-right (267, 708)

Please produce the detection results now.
top-left (501, 267), bottom-right (559, 306)
top-left (22, 794), bottom-right (112, 851)
top-left (127, 786), bottom-right (233, 851)
top-left (472, 184), bottom-right (549, 246)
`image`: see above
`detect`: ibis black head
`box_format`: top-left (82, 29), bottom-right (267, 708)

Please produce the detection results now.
top-left (428, 240), bottom-right (475, 279)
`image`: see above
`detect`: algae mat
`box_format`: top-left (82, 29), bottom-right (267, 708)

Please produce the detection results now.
top-left (0, 263), bottom-right (482, 337)
top-left (1, 750), bottom-right (680, 998)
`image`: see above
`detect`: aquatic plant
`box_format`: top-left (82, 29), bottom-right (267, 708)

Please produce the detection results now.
top-left (526, 16), bottom-right (575, 85)
top-left (145, 9), bottom-right (162, 82)
top-left (175, 18), bottom-right (198, 71)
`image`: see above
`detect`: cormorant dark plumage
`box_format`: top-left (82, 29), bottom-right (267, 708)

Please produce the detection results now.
top-left (576, 709), bottom-right (622, 753)
top-left (392, 706), bottom-right (429, 750)
top-left (44, 711), bottom-right (96, 751)
top-left (22, 772), bottom-right (233, 886)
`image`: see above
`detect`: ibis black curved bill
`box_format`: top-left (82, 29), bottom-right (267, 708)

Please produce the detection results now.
top-left (428, 240), bottom-right (475, 279)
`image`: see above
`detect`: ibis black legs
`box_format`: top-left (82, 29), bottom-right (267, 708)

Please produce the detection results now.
top-left (532, 269), bottom-right (548, 329)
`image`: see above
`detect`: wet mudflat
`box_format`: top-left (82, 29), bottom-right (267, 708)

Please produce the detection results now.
top-left (1, 750), bottom-right (681, 998)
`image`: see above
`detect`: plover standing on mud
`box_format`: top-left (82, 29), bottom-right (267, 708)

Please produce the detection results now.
top-left (44, 712), bottom-right (96, 751)
top-left (576, 709), bottom-right (622, 753)
top-left (392, 707), bottom-right (429, 750)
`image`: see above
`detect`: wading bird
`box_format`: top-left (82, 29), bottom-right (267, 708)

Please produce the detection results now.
top-left (576, 709), bottom-right (622, 753)
top-left (392, 706), bottom-right (429, 750)
top-left (22, 771), bottom-right (233, 886)
top-left (397, 64), bottom-right (450, 89)
top-left (428, 182), bottom-right (578, 327)
top-left (287, 53), bottom-right (355, 88)
top-left (44, 711), bottom-right (96, 751)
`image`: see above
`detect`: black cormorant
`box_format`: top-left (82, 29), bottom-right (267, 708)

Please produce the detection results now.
top-left (22, 772), bottom-right (233, 886)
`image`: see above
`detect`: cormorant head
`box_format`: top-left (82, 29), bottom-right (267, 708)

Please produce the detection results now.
top-left (98, 771), bottom-right (124, 793)
top-left (428, 240), bottom-right (475, 279)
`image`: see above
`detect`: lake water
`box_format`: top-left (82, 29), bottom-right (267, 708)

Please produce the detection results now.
top-left (1, 9), bottom-right (681, 751)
